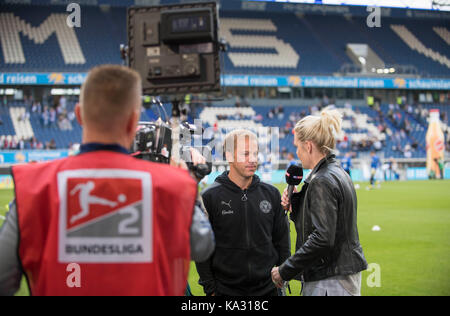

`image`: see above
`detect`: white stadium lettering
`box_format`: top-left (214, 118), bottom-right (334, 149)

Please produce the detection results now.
top-left (391, 24), bottom-right (450, 69)
top-left (0, 13), bottom-right (86, 65)
top-left (220, 18), bottom-right (300, 68)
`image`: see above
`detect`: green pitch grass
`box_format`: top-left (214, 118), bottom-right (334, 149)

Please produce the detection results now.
top-left (1, 180), bottom-right (449, 296)
top-left (0, 189), bottom-right (29, 296)
top-left (188, 180), bottom-right (450, 296)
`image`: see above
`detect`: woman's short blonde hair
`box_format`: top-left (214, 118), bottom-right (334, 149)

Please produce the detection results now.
top-left (294, 109), bottom-right (342, 155)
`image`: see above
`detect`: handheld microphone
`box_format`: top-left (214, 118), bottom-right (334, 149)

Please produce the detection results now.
top-left (285, 163), bottom-right (303, 210)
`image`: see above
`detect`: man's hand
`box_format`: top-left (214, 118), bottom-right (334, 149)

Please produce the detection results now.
top-left (281, 187), bottom-right (297, 212)
top-left (171, 148), bottom-right (207, 182)
top-left (189, 148), bottom-right (206, 166)
top-left (271, 267), bottom-right (284, 289)
top-left (170, 157), bottom-right (188, 170)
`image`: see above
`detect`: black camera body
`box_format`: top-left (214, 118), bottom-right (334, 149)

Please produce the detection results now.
top-left (132, 120), bottom-right (212, 180)
top-left (133, 120), bottom-right (172, 164)
top-left (127, 2), bottom-right (221, 95)
top-left (127, 1), bottom-right (218, 180)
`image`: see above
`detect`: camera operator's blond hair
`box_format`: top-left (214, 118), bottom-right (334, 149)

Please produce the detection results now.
top-left (294, 109), bottom-right (342, 155)
top-left (79, 64), bottom-right (142, 135)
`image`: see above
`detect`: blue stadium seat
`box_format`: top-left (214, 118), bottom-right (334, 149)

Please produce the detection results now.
top-left (1, 5), bottom-right (448, 77)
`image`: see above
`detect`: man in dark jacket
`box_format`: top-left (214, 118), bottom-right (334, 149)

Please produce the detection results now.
top-left (196, 130), bottom-right (290, 296)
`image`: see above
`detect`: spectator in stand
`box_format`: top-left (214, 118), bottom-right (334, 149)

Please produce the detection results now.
top-left (10, 137), bottom-right (17, 150)
top-left (420, 107), bottom-right (428, 123)
top-left (50, 139), bottom-right (57, 150)
top-left (407, 105), bottom-right (413, 115)
top-left (289, 112), bottom-right (296, 123)
top-left (404, 145), bottom-right (412, 159)
top-left (254, 113), bottom-right (263, 122)
top-left (404, 118), bottom-right (412, 135)
top-left (49, 108), bottom-right (57, 127)
top-left (31, 102), bottom-right (37, 113)
top-left (441, 112), bottom-right (448, 125)
top-left (58, 114), bottom-right (72, 131)
top-left (45, 139), bottom-right (57, 150)
top-left (56, 104), bottom-right (63, 116)
top-left (400, 129), bottom-right (407, 139)
top-left (68, 110), bottom-right (76, 122)
top-left (7, 137), bottom-right (13, 150)
top-left (235, 96), bottom-right (242, 108)
top-left (18, 138), bottom-right (25, 150)
top-left (30, 137), bottom-right (38, 150)
top-left (42, 106), bottom-right (49, 127)
top-left (374, 140), bottom-right (382, 151)
top-left (59, 96), bottom-right (67, 110)
top-left (277, 106), bottom-right (284, 120)
top-left (36, 140), bottom-right (44, 150)
top-left (285, 120), bottom-right (293, 130)
top-left (322, 95), bottom-right (329, 106)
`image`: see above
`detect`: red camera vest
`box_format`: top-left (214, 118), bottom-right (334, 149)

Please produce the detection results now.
top-left (12, 150), bottom-right (197, 296)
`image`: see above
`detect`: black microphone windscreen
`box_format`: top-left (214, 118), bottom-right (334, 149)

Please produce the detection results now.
top-left (285, 164), bottom-right (303, 185)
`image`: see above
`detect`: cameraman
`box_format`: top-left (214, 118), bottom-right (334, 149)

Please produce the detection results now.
top-left (272, 109), bottom-right (367, 296)
top-left (0, 65), bottom-right (213, 296)
top-left (172, 149), bottom-right (215, 264)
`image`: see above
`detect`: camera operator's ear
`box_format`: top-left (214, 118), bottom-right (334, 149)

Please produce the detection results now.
top-left (126, 108), bottom-right (140, 137)
top-left (75, 103), bottom-right (83, 126)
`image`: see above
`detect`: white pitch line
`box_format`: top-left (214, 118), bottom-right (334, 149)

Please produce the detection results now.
top-left (0, 215), bottom-right (5, 221)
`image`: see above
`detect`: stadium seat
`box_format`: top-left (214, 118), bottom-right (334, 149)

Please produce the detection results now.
top-left (0, 4), bottom-right (448, 76)
top-left (391, 25), bottom-right (450, 68)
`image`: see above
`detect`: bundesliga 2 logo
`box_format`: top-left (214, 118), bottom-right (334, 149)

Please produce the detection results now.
top-left (57, 169), bottom-right (153, 263)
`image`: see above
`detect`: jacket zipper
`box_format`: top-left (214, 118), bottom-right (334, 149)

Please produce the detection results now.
top-left (302, 190), bottom-right (306, 244)
top-left (242, 189), bottom-right (251, 284)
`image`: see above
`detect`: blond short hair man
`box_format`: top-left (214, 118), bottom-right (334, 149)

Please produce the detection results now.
top-left (195, 129), bottom-right (290, 296)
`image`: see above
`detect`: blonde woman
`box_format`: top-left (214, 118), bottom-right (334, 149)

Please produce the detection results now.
top-left (271, 109), bottom-right (368, 296)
